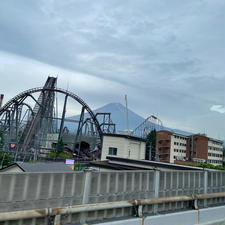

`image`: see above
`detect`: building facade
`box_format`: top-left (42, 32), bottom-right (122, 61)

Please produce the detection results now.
top-left (157, 130), bottom-right (187, 163)
top-left (156, 130), bottom-right (224, 166)
top-left (207, 138), bottom-right (224, 165)
top-left (101, 134), bottom-right (146, 160)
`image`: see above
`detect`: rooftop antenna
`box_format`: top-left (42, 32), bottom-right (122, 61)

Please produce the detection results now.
top-left (125, 94), bottom-right (129, 134)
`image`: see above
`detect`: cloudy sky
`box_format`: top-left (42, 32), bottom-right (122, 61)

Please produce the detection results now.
top-left (0, 0), bottom-right (224, 139)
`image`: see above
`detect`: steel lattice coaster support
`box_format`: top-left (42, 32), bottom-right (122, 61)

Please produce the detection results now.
top-left (0, 76), bottom-right (118, 162)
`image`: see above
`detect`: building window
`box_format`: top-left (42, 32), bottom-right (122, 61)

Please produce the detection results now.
top-left (108, 147), bottom-right (117, 156)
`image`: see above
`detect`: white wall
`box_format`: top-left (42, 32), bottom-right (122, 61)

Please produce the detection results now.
top-left (0, 165), bottom-right (23, 173)
top-left (101, 135), bottom-right (146, 160)
top-left (170, 134), bottom-right (187, 163)
top-left (208, 140), bottom-right (223, 165)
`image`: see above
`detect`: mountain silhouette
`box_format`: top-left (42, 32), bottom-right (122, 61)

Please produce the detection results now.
top-left (65, 102), bottom-right (192, 136)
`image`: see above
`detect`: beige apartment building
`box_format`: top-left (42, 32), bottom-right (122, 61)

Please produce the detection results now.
top-left (157, 130), bottom-right (224, 166)
top-left (157, 130), bottom-right (188, 163)
top-left (170, 133), bottom-right (187, 163)
top-left (208, 138), bottom-right (224, 165)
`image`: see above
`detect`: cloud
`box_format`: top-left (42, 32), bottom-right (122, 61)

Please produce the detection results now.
top-left (210, 105), bottom-right (225, 114)
top-left (0, 50), bottom-right (132, 113)
top-left (0, 0), bottom-right (225, 139)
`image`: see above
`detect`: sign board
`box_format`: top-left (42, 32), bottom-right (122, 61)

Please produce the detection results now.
top-left (10, 144), bottom-right (16, 149)
top-left (65, 159), bottom-right (74, 165)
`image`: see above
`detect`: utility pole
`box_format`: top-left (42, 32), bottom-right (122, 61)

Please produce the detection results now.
top-left (149, 143), bottom-right (152, 160)
top-left (125, 95), bottom-right (129, 134)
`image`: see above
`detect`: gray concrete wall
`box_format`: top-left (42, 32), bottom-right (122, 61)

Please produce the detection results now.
top-left (0, 170), bottom-right (224, 224)
top-left (0, 172), bottom-right (85, 212)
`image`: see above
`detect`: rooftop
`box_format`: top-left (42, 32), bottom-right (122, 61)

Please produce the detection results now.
top-left (103, 133), bottom-right (146, 142)
top-left (0, 162), bottom-right (73, 172)
top-left (105, 156), bottom-right (205, 171)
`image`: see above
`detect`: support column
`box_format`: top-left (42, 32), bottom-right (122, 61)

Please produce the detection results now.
top-left (80, 169), bottom-right (92, 225)
top-left (58, 94), bottom-right (68, 141)
top-left (204, 170), bottom-right (208, 207)
top-left (154, 169), bottom-right (160, 214)
top-left (14, 103), bottom-right (19, 162)
top-left (53, 215), bottom-right (61, 225)
top-left (74, 106), bottom-right (85, 154)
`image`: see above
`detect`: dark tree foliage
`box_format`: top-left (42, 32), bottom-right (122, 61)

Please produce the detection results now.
top-left (223, 147), bottom-right (225, 167)
top-left (48, 139), bottom-right (72, 159)
top-left (0, 131), bottom-right (4, 150)
top-left (0, 153), bottom-right (13, 167)
top-left (56, 139), bottom-right (64, 155)
top-left (146, 129), bottom-right (156, 161)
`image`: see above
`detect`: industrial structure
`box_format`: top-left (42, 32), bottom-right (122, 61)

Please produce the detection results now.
top-left (0, 76), bottom-right (224, 169)
top-left (131, 115), bottom-right (163, 139)
top-left (0, 77), bottom-right (225, 225)
top-left (0, 77), bottom-right (116, 162)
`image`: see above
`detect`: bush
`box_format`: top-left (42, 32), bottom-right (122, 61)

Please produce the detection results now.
top-left (57, 152), bottom-right (72, 159)
top-left (0, 131), bottom-right (4, 150)
top-left (0, 153), bottom-right (13, 167)
top-left (48, 151), bottom-right (72, 159)
top-left (186, 162), bottom-right (225, 170)
top-left (196, 162), bottom-right (225, 170)
top-left (214, 165), bottom-right (224, 170)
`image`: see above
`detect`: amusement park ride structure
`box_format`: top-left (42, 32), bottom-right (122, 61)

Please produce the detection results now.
top-left (0, 77), bottom-right (162, 162)
top-left (131, 115), bottom-right (163, 139)
top-left (0, 77), bottom-right (115, 161)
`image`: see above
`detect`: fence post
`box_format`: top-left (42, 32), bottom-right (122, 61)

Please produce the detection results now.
top-left (80, 169), bottom-right (92, 225)
top-left (204, 170), bottom-right (208, 207)
top-left (54, 215), bottom-right (61, 225)
top-left (154, 169), bottom-right (160, 214)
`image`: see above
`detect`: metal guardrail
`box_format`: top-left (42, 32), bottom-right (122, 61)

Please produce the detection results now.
top-left (0, 192), bottom-right (224, 223)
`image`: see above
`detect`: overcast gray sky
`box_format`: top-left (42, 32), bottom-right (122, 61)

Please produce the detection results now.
top-left (0, 0), bottom-right (224, 139)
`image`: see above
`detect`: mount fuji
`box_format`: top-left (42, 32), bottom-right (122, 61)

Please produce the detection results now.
top-left (67, 102), bottom-right (192, 136)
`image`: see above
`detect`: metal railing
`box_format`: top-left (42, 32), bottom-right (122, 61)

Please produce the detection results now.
top-left (0, 192), bottom-right (224, 224)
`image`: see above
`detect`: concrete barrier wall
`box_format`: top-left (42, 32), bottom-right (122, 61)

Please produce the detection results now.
top-left (0, 170), bottom-right (224, 224)
top-left (0, 172), bottom-right (85, 212)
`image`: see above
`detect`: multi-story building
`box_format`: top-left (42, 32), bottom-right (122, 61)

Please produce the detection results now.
top-left (157, 130), bottom-right (187, 163)
top-left (156, 130), bottom-right (224, 166)
top-left (207, 138), bottom-right (224, 165)
top-left (186, 134), bottom-right (208, 163)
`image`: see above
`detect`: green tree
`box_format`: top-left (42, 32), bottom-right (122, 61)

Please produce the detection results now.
top-left (223, 147), bottom-right (225, 167)
top-left (146, 129), bottom-right (156, 160)
top-left (0, 153), bottom-right (13, 168)
top-left (48, 139), bottom-right (72, 159)
top-left (196, 162), bottom-right (225, 170)
top-left (56, 139), bottom-right (64, 156)
top-left (0, 131), bottom-right (4, 150)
